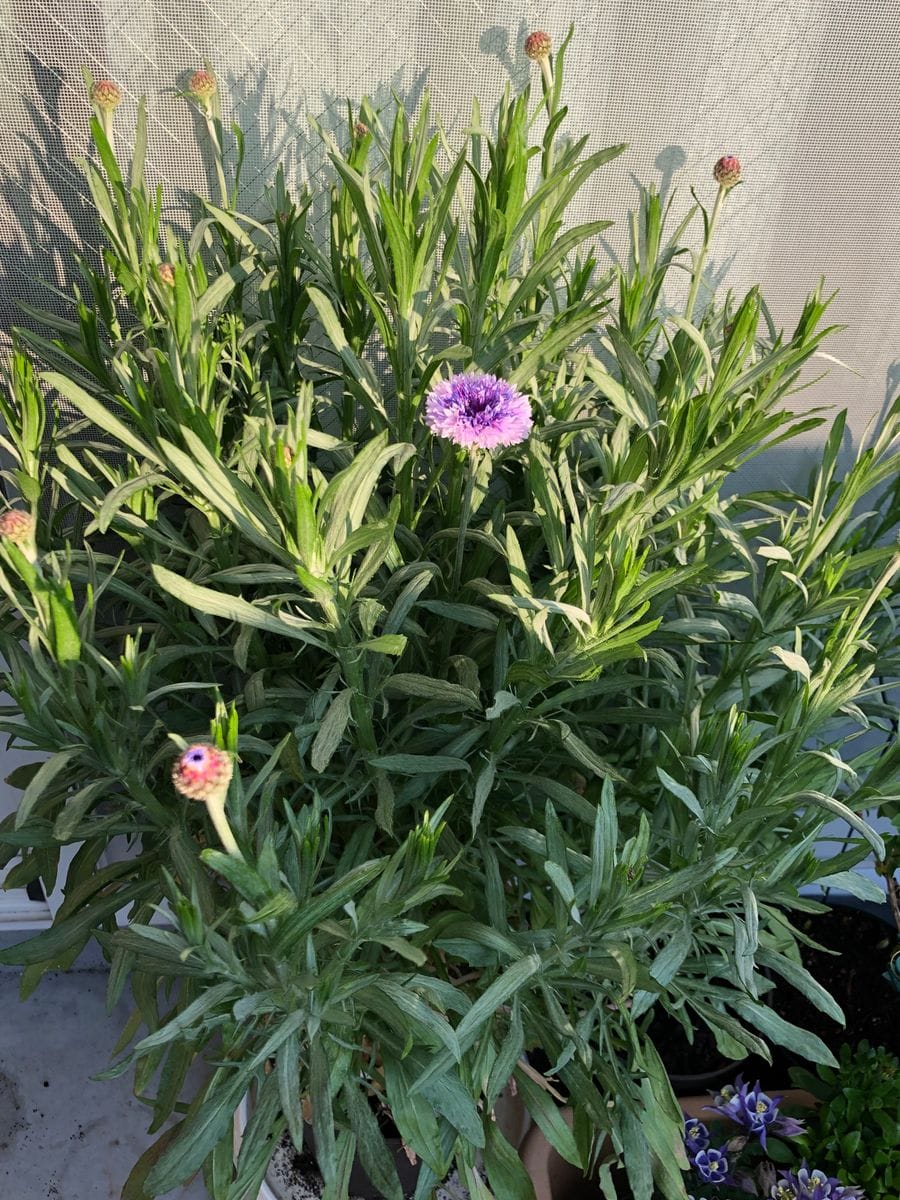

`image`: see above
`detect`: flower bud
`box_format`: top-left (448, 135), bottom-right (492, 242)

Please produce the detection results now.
top-left (524, 31), bottom-right (552, 61)
top-left (91, 80), bottom-right (123, 112)
top-left (0, 509), bottom-right (36, 547)
top-left (172, 743), bottom-right (233, 801)
top-left (713, 154), bottom-right (742, 189)
top-left (354, 121), bottom-right (369, 138)
top-left (188, 69), bottom-right (217, 108)
top-left (157, 263), bottom-right (175, 286)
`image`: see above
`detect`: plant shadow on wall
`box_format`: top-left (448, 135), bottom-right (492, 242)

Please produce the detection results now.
top-left (0, 24), bottom-right (898, 1200)
top-left (0, 50), bottom-right (106, 345)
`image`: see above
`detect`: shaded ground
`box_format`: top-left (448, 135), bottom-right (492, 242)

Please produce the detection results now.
top-left (0, 965), bottom-right (208, 1200)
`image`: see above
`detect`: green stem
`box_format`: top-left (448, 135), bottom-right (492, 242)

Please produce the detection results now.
top-left (684, 185), bottom-right (726, 324)
top-left (100, 110), bottom-right (116, 162)
top-left (451, 456), bottom-right (478, 596)
top-left (205, 792), bottom-right (242, 858)
top-left (539, 57), bottom-right (555, 123)
top-left (205, 112), bottom-right (230, 210)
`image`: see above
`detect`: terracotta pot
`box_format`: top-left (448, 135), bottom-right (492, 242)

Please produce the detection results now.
top-left (519, 1090), bottom-right (817, 1200)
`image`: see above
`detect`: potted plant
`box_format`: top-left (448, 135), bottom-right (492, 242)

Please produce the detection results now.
top-left (788, 1042), bottom-right (900, 1200)
top-left (520, 1073), bottom-right (867, 1200)
top-left (0, 25), bottom-right (897, 1200)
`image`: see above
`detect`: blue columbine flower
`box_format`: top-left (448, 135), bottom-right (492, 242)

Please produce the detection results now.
top-left (771, 1164), bottom-right (865, 1200)
top-left (424, 374), bottom-right (533, 449)
top-left (708, 1075), bottom-right (805, 1149)
top-left (692, 1146), bottom-right (729, 1184)
top-left (682, 1116), bottom-right (710, 1159)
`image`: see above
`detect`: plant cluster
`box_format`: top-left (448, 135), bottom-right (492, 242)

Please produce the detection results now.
top-left (681, 1076), bottom-right (863, 1199)
top-left (0, 27), bottom-right (897, 1200)
top-left (789, 1043), bottom-right (900, 1200)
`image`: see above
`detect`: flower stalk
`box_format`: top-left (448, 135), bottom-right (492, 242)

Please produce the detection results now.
top-left (172, 745), bottom-right (241, 858)
top-left (685, 156), bottom-right (742, 323)
top-left (188, 69), bottom-right (229, 209)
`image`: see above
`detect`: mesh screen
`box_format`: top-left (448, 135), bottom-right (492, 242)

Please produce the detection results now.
top-left (0, 0), bottom-right (898, 488)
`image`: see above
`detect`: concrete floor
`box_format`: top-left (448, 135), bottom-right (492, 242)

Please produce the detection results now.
top-left (0, 966), bottom-right (210, 1200)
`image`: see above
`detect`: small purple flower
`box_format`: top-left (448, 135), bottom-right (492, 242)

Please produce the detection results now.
top-left (708, 1076), bottom-right (804, 1149)
top-left (424, 374), bottom-right (533, 450)
top-left (692, 1146), bottom-right (729, 1184)
top-left (682, 1116), bottom-right (710, 1159)
top-left (692, 1146), bottom-right (729, 1185)
top-left (772, 1164), bottom-right (865, 1200)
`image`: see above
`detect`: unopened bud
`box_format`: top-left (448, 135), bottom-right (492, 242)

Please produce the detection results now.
top-left (188, 69), bottom-right (217, 108)
top-left (354, 121), bottom-right (369, 138)
top-left (524, 31), bottom-right (552, 61)
top-left (713, 154), bottom-right (742, 189)
top-left (91, 80), bottom-right (122, 112)
top-left (0, 509), bottom-right (36, 547)
top-left (157, 262), bottom-right (175, 286)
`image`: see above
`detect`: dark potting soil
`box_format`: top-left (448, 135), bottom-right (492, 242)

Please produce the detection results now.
top-left (648, 1007), bottom-right (729, 1088)
top-left (771, 903), bottom-right (899, 1064)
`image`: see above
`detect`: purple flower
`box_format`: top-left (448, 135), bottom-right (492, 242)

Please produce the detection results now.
top-left (682, 1116), bottom-right (710, 1159)
top-left (692, 1146), bottom-right (729, 1184)
top-left (708, 1076), bottom-right (804, 1149)
top-left (424, 374), bottom-right (533, 450)
top-left (771, 1164), bottom-right (865, 1200)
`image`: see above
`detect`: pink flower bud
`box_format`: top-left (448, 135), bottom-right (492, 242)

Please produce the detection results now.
top-left (0, 509), bottom-right (36, 547)
top-left (713, 155), bottom-right (742, 189)
top-left (524, 31), bottom-right (552, 61)
top-left (172, 744), bottom-right (233, 801)
top-left (188, 69), bottom-right (217, 104)
top-left (157, 263), bottom-right (175, 286)
top-left (91, 80), bottom-right (123, 112)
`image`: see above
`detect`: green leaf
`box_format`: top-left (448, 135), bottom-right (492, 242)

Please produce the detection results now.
top-left (121, 1122), bottom-right (184, 1200)
top-left (789, 791), bottom-right (885, 859)
top-left (556, 723), bottom-right (625, 782)
top-left (310, 1038), bottom-right (336, 1187)
top-left (14, 748), bottom-right (81, 829)
top-left (42, 373), bottom-right (157, 460)
top-left (343, 1080), bottom-right (403, 1200)
top-left (48, 583), bottom-right (81, 663)
top-left (322, 1130), bottom-right (358, 1200)
top-left (365, 979), bottom-right (461, 1059)
top-left (272, 860), bottom-right (384, 955)
top-left (358, 634), bottom-right (408, 655)
top-left (310, 689), bottom-right (354, 773)
top-left (418, 600), bottom-right (499, 630)
top-left (197, 257), bottom-right (255, 320)
top-left (656, 767), bottom-right (703, 821)
top-left (383, 674), bottom-right (480, 710)
top-left (731, 997), bottom-right (838, 1066)
top-left (368, 754), bottom-right (470, 776)
top-left (513, 1068), bottom-right (579, 1166)
top-left (455, 954), bottom-right (541, 1054)
top-left (134, 983), bottom-right (235, 1054)
top-left (472, 753), bottom-right (496, 836)
top-left (228, 1070), bottom-right (285, 1200)
top-left (755, 948), bottom-right (845, 1025)
top-left (152, 564), bottom-right (326, 649)
top-left (483, 1119), bottom-right (536, 1200)
top-left (0, 881), bottom-right (156, 967)
top-left (814, 871), bottom-right (885, 902)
